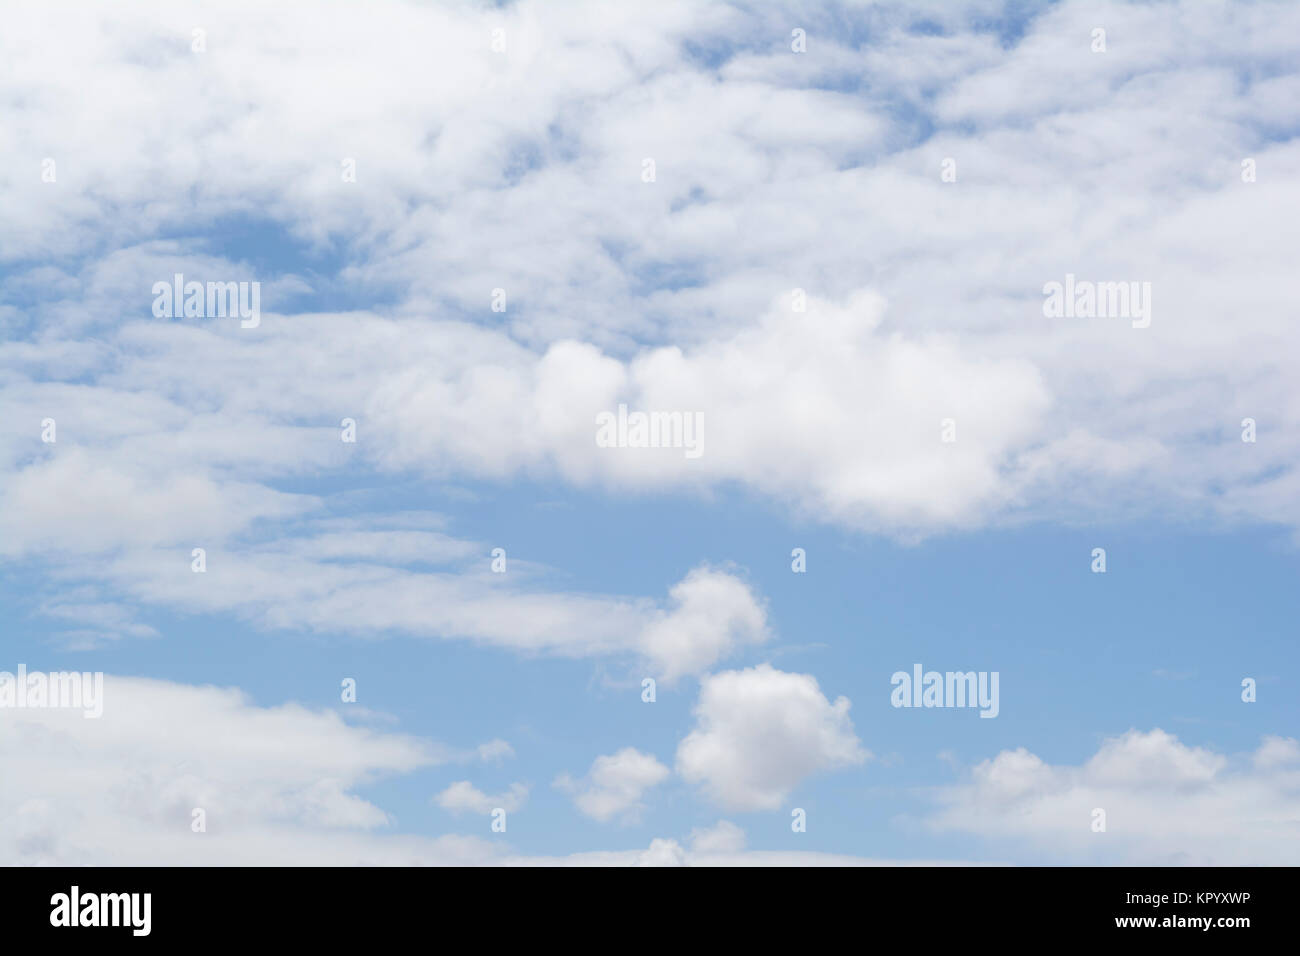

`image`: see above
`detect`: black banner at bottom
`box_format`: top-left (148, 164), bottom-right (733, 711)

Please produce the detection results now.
top-left (3, 866), bottom-right (1284, 943)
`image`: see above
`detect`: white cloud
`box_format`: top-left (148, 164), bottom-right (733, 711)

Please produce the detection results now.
top-left (676, 664), bottom-right (867, 810)
top-left (8, 503), bottom-right (767, 675)
top-left (638, 566), bottom-right (769, 682)
top-left (554, 748), bottom-right (671, 823)
top-left (0, 675), bottom-right (446, 865)
top-left (359, 294), bottom-right (1050, 532)
top-left (688, 819), bottom-right (746, 853)
top-left (1253, 735), bottom-right (1300, 770)
top-left (0, 447), bottom-right (313, 558)
top-left (435, 781), bottom-right (529, 816)
top-left (634, 838), bottom-right (687, 867)
top-left (925, 730), bottom-right (1300, 864)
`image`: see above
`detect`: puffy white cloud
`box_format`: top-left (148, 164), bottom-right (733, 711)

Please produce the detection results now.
top-left (434, 781), bottom-right (529, 816)
top-left (634, 838), bottom-right (688, 867)
top-left (369, 291), bottom-right (1051, 532)
top-left (637, 566), bottom-right (769, 682)
top-left (676, 664), bottom-right (867, 810)
top-left (555, 748), bottom-right (671, 823)
top-left (925, 730), bottom-right (1300, 864)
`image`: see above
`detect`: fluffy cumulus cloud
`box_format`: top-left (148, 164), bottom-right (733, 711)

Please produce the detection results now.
top-left (637, 566), bottom-right (769, 682)
top-left (925, 730), bottom-right (1300, 865)
top-left (676, 664), bottom-right (868, 810)
top-left (554, 748), bottom-right (671, 823)
top-left (367, 292), bottom-right (1051, 529)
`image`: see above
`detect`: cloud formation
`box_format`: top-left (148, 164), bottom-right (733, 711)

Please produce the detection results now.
top-left (677, 664), bottom-right (868, 810)
top-left (925, 729), bottom-right (1300, 865)
top-left (554, 748), bottom-right (671, 823)
top-left (435, 781), bottom-right (529, 816)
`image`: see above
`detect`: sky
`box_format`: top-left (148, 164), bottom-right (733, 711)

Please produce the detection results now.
top-left (1, 0), bottom-right (1298, 866)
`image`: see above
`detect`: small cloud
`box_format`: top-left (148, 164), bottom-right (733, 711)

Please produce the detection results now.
top-left (554, 747), bottom-right (670, 823)
top-left (634, 838), bottom-right (686, 867)
top-left (434, 781), bottom-right (528, 815)
top-left (688, 820), bottom-right (746, 853)
top-left (477, 738), bottom-right (515, 763)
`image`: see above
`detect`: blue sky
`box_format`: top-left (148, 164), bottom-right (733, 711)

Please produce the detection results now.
top-left (2, 0), bottom-right (1298, 865)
